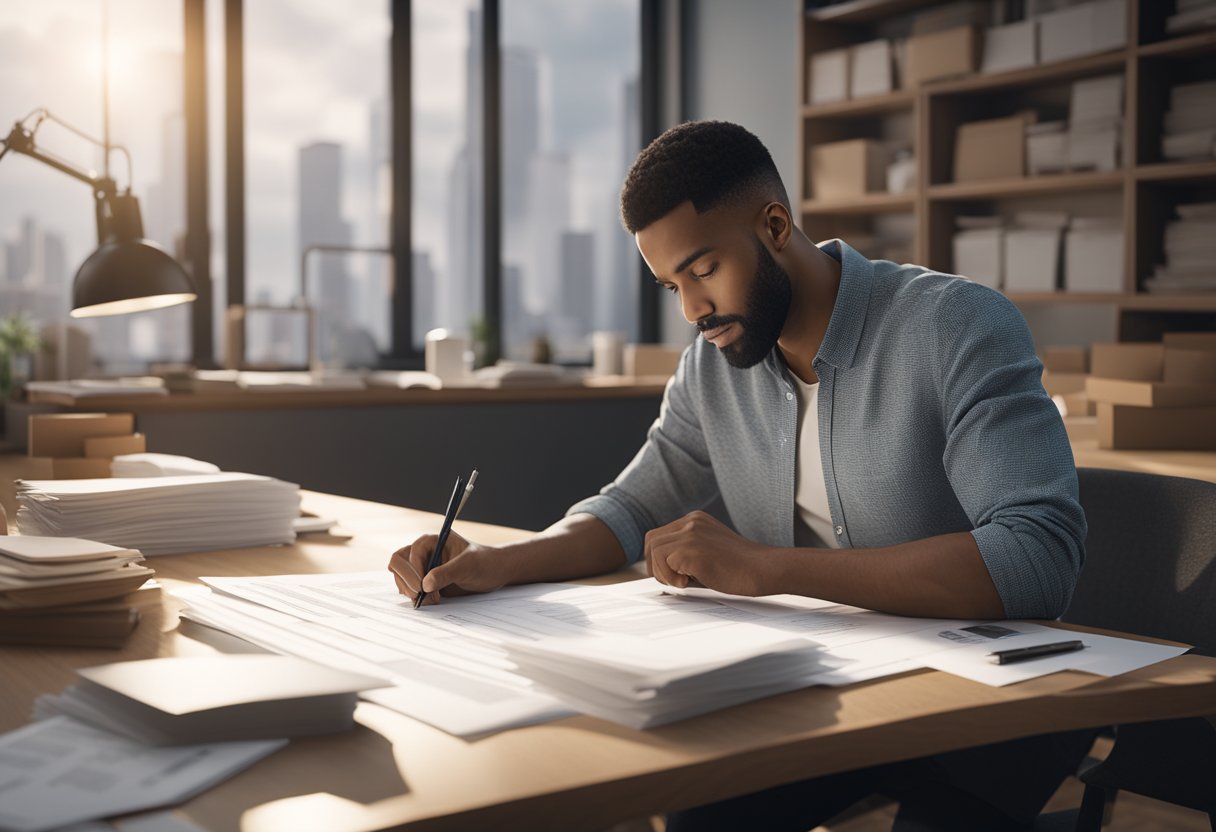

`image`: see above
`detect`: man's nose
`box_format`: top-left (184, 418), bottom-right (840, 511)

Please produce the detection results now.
top-left (680, 285), bottom-right (712, 324)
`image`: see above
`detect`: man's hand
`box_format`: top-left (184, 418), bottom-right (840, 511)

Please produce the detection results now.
top-left (643, 511), bottom-right (779, 597)
top-left (388, 531), bottom-right (509, 605)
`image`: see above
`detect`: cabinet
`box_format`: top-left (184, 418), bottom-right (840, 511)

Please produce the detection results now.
top-left (799, 0), bottom-right (1216, 339)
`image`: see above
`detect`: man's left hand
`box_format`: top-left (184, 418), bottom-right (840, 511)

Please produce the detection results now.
top-left (643, 511), bottom-right (778, 597)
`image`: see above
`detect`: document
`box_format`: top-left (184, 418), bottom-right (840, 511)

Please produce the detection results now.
top-left (0, 717), bottom-right (283, 832)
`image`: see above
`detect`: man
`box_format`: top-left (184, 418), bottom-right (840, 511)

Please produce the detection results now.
top-left (389, 121), bottom-right (1089, 830)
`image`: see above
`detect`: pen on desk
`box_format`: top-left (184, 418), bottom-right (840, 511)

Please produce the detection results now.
top-left (988, 640), bottom-right (1086, 665)
top-left (413, 471), bottom-right (476, 609)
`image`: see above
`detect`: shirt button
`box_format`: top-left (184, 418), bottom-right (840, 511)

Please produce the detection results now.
top-left (835, 525), bottom-right (844, 536)
top-left (785, 391), bottom-right (793, 401)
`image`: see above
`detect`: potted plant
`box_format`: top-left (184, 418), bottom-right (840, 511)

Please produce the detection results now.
top-left (0, 312), bottom-right (40, 401)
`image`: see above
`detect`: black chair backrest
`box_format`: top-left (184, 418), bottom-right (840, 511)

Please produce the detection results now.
top-left (1064, 468), bottom-right (1216, 657)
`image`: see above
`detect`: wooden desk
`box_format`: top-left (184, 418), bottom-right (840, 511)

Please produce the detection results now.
top-left (2, 489), bottom-right (1215, 832)
top-left (1066, 417), bottom-right (1216, 485)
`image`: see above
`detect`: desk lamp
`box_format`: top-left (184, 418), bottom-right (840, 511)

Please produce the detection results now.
top-left (0, 109), bottom-right (196, 317)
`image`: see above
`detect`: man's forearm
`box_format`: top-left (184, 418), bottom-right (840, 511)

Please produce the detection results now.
top-left (496, 513), bottom-right (628, 585)
top-left (767, 531), bottom-right (1006, 619)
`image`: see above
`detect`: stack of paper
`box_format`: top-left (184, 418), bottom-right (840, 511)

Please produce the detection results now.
top-left (34, 655), bottom-right (387, 745)
top-left (1147, 202), bottom-right (1216, 293)
top-left (0, 717), bottom-right (284, 832)
top-left (0, 536), bottom-right (152, 610)
top-left (1166, 0), bottom-right (1216, 34)
top-left (192, 369), bottom-right (366, 392)
top-left (15, 473), bottom-right (301, 556)
top-left (1068, 75), bottom-right (1123, 172)
top-left (111, 452), bottom-right (222, 477)
top-left (1162, 80), bottom-right (1216, 162)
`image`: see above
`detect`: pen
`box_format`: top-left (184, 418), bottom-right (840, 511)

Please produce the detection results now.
top-left (988, 640), bottom-right (1086, 665)
top-left (413, 470), bottom-right (477, 609)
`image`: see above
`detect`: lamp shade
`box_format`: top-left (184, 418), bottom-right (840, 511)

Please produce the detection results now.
top-left (71, 238), bottom-right (196, 318)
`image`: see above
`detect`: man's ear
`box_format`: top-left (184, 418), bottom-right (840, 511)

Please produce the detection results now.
top-left (760, 202), bottom-right (793, 251)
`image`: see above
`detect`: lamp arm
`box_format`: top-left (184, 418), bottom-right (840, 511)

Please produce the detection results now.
top-left (0, 111), bottom-right (133, 192)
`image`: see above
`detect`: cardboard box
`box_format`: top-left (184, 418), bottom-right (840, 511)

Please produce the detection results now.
top-left (1085, 377), bottom-right (1216, 407)
top-left (1041, 369), bottom-right (1087, 395)
top-left (1057, 391), bottom-right (1097, 417)
top-left (982, 20), bottom-right (1038, 75)
top-left (955, 115), bottom-right (1030, 181)
top-left (27, 413), bottom-right (135, 458)
top-left (24, 457), bottom-right (114, 480)
top-left (809, 139), bottom-right (888, 200)
top-left (849, 40), bottom-right (893, 99)
top-left (952, 228), bottom-right (1003, 288)
top-left (809, 48), bottom-right (849, 105)
top-left (1004, 228), bottom-right (1061, 292)
top-left (1064, 225), bottom-right (1124, 293)
top-left (1089, 343), bottom-right (1164, 381)
top-left (84, 433), bottom-right (146, 459)
top-left (905, 25), bottom-right (978, 86)
top-left (1042, 346), bottom-right (1089, 374)
top-left (1164, 348), bottom-right (1216, 384)
top-left (625, 344), bottom-right (683, 379)
top-left (1163, 332), bottom-right (1216, 351)
top-left (1097, 402), bottom-right (1216, 450)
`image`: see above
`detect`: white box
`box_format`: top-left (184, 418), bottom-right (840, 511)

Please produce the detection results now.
top-left (849, 40), bottom-right (893, 99)
top-left (1071, 75), bottom-right (1124, 125)
top-left (1004, 228), bottom-right (1062, 292)
top-left (953, 228), bottom-right (1004, 289)
top-left (809, 48), bottom-right (849, 104)
top-left (1027, 131), bottom-right (1069, 174)
top-left (1065, 225), bottom-right (1124, 292)
top-left (982, 20), bottom-right (1038, 75)
top-left (1068, 125), bottom-right (1121, 171)
top-left (1039, 0), bottom-right (1126, 64)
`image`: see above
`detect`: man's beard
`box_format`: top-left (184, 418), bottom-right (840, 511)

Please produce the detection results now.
top-left (697, 235), bottom-right (792, 369)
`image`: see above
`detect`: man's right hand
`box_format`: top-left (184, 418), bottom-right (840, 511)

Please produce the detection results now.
top-left (388, 532), bottom-right (509, 605)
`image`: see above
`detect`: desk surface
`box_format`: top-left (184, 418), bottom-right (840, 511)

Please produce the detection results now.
top-left (2, 489), bottom-right (1215, 832)
top-left (21, 377), bottom-right (669, 412)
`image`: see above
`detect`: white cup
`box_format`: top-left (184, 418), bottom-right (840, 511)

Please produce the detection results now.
top-left (425, 328), bottom-right (469, 382)
top-left (591, 331), bottom-right (625, 377)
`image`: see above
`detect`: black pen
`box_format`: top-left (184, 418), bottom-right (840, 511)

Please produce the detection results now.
top-left (988, 640), bottom-right (1086, 665)
top-left (414, 471), bottom-right (478, 609)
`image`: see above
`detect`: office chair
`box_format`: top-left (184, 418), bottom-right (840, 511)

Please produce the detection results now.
top-left (1039, 468), bottom-right (1216, 832)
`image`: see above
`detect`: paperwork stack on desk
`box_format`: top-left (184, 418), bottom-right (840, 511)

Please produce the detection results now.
top-left (15, 473), bottom-right (301, 556)
top-left (110, 452), bottom-right (222, 477)
top-left (0, 536), bottom-right (153, 610)
top-left (33, 655), bottom-right (388, 745)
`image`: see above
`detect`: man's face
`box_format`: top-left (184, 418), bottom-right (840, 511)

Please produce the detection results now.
top-left (637, 201), bottom-right (792, 369)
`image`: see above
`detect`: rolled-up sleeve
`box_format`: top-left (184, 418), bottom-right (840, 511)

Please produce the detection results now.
top-left (934, 283), bottom-right (1086, 619)
top-left (566, 346), bottom-right (721, 564)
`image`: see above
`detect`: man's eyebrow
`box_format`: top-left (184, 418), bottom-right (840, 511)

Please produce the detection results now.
top-left (673, 246), bottom-right (715, 275)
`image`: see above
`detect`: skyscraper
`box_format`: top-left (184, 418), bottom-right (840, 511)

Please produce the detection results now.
top-left (298, 141), bottom-right (353, 360)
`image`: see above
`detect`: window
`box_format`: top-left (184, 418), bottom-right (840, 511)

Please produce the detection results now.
top-left (500, 0), bottom-right (641, 362)
top-left (0, 0), bottom-right (189, 374)
top-left (245, 0), bottom-right (392, 367)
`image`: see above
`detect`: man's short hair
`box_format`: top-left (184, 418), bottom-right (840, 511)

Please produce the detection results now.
top-left (619, 120), bottom-right (789, 234)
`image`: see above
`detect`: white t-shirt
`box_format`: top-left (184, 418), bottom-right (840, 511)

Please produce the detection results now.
top-left (790, 372), bottom-right (840, 549)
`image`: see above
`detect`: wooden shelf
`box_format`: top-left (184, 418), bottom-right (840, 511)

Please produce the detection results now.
top-left (927, 171), bottom-right (1126, 201)
top-left (1138, 30), bottom-right (1216, 60)
top-left (1005, 293), bottom-right (1216, 311)
top-left (802, 90), bottom-right (915, 120)
top-left (926, 50), bottom-right (1128, 97)
top-left (800, 193), bottom-right (915, 215)
top-left (1135, 160), bottom-right (1216, 184)
top-left (807, 0), bottom-right (940, 24)
top-left (799, 3), bottom-right (1216, 332)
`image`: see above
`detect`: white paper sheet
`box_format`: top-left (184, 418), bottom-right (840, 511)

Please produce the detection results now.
top-left (0, 717), bottom-right (283, 832)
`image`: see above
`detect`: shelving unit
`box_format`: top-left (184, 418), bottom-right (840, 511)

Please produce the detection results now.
top-left (798, 0), bottom-right (1216, 337)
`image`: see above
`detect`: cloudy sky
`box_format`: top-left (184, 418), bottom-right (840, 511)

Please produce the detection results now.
top-left (1, 0), bottom-right (638, 333)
